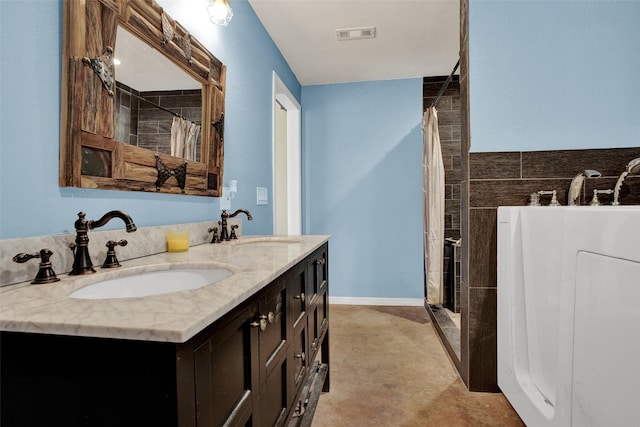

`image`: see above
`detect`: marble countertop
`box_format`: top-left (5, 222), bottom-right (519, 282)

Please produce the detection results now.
top-left (0, 235), bottom-right (329, 343)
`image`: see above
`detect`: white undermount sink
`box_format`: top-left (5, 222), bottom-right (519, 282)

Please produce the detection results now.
top-left (69, 268), bottom-right (233, 300)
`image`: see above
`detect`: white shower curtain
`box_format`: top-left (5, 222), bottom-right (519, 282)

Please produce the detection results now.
top-left (171, 117), bottom-right (201, 161)
top-left (422, 107), bottom-right (445, 305)
top-left (184, 120), bottom-right (201, 161)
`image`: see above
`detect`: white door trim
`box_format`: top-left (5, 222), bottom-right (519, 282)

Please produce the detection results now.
top-left (272, 72), bottom-right (301, 236)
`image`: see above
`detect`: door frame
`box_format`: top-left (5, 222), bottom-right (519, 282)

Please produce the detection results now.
top-left (271, 71), bottom-right (301, 235)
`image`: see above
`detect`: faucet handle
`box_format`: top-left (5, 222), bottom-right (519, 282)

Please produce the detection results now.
top-left (102, 239), bottom-right (127, 268)
top-left (528, 193), bottom-right (541, 206)
top-left (230, 225), bottom-right (239, 239)
top-left (208, 227), bottom-right (220, 244)
top-left (590, 188), bottom-right (613, 206)
top-left (537, 190), bottom-right (561, 206)
top-left (12, 249), bottom-right (61, 284)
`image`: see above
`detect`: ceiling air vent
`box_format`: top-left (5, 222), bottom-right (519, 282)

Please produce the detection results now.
top-left (336, 26), bottom-right (376, 41)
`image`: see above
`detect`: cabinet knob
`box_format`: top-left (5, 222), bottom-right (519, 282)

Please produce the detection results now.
top-left (250, 317), bottom-right (268, 331)
top-left (295, 292), bottom-right (305, 303)
top-left (267, 311), bottom-right (275, 324)
top-left (295, 352), bottom-right (306, 361)
top-left (315, 258), bottom-right (326, 266)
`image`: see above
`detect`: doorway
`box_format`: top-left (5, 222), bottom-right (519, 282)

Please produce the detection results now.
top-left (272, 72), bottom-right (301, 235)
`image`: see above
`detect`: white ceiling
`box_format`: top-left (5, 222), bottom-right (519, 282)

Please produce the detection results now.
top-left (248, 0), bottom-right (460, 86)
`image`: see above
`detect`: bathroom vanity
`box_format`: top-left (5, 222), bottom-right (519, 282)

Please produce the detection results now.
top-left (0, 236), bottom-right (329, 427)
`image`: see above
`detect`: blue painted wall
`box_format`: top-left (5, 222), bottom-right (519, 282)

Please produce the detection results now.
top-left (302, 79), bottom-right (424, 299)
top-left (469, 0), bottom-right (640, 153)
top-left (0, 0), bottom-right (299, 239)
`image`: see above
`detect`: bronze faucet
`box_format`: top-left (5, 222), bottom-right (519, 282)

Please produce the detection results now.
top-left (219, 209), bottom-right (252, 241)
top-left (69, 211), bottom-right (137, 275)
top-left (12, 249), bottom-right (61, 284)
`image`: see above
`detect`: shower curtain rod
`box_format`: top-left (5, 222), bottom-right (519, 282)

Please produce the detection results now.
top-left (430, 59), bottom-right (460, 109)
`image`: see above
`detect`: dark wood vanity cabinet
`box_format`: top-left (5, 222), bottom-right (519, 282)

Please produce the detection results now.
top-left (1, 243), bottom-right (329, 427)
top-left (187, 244), bottom-right (330, 427)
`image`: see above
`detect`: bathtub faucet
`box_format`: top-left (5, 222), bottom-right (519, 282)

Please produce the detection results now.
top-left (69, 210), bottom-right (137, 275)
top-left (612, 158), bottom-right (640, 205)
top-left (568, 169), bottom-right (601, 206)
top-left (219, 209), bottom-right (253, 241)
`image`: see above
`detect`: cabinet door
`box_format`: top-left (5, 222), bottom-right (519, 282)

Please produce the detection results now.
top-left (292, 320), bottom-right (308, 392)
top-left (257, 279), bottom-right (289, 427)
top-left (193, 303), bottom-right (259, 427)
top-left (308, 246), bottom-right (328, 302)
top-left (288, 263), bottom-right (308, 397)
top-left (309, 291), bottom-right (329, 361)
top-left (289, 262), bottom-right (306, 333)
top-left (307, 244), bottom-right (329, 361)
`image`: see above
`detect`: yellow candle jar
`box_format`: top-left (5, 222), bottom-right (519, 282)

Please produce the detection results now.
top-left (166, 232), bottom-right (189, 252)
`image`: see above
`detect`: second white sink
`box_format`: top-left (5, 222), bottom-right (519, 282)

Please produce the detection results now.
top-left (69, 268), bottom-right (233, 300)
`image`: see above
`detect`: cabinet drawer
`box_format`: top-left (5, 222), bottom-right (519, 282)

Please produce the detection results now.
top-left (260, 349), bottom-right (288, 427)
top-left (259, 279), bottom-right (288, 378)
top-left (292, 322), bottom-right (308, 391)
top-left (289, 263), bottom-right (306, 331)
top-left (308, 291), bottom-right (328, 359)
top-left (307, 247), bottom-right (328, 301)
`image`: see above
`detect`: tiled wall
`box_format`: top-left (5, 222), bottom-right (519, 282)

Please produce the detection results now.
top-left (423, 76), bottom-right (462, 240)
top-left (423, 76), bottom-right (462, 312)
top-left (465, 146), bottom-right (640, 391)
top-left (115, 85), bottom-right (202, 160)
top-left (138, 89), bottom-right (202, 159)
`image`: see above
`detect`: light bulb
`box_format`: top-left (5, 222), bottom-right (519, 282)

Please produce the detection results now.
top-left (208, 0), bottom-right (233, 26)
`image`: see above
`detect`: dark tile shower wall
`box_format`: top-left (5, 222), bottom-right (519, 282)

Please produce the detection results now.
top-left (465, 146), bottom-right (640, 392)
top-left (115, 85), bottom-right (202, 160)
top-left (138, 89), bottom-right (202, 160)
top-left (424, 76), bottom-right (462, 312)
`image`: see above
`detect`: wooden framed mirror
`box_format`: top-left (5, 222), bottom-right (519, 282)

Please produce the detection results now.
top-left (60, 0), bottom-right (225, 197)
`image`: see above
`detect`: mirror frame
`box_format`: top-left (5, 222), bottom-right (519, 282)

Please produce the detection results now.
top-left (60, 0), bottom-right (225, 197)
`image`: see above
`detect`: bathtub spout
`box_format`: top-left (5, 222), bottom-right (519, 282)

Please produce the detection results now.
top-left (568, 170), bottom-right (601, 206)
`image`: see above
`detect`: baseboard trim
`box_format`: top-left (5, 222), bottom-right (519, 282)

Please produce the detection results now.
top-left (328, 296), bottom-right (424, 307)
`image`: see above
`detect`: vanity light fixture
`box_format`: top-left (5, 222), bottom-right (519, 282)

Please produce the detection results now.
top-left (208, 0), bottom-right (233, 26)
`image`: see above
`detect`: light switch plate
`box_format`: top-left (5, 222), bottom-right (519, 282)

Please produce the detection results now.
top-left (256, 187), bottom-right (268, 205)
top-left (220, 187), bottom-right (231, 210)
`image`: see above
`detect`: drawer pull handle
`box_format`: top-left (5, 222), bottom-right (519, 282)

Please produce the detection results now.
top-left (295, 352), bottom-right (306, 361)
top-left (250, 316), bottom-right (268, 331)
top-left (295, 292), bottom-right (305, 302)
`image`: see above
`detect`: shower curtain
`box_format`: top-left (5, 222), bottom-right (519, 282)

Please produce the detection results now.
top-left (422, 107), bottom-right (445, 305)
top-left (171, 117), bottom-right (201, 161)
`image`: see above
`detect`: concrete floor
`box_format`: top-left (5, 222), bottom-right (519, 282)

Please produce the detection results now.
top-left (312, 305), bottom-right (524, 427)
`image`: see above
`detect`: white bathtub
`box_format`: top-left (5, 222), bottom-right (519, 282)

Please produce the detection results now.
top-left (497, 206), bottom-right (640, 427)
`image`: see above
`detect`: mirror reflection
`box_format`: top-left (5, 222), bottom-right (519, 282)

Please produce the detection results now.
top-left (114, 27), bottom-right (202, 161)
